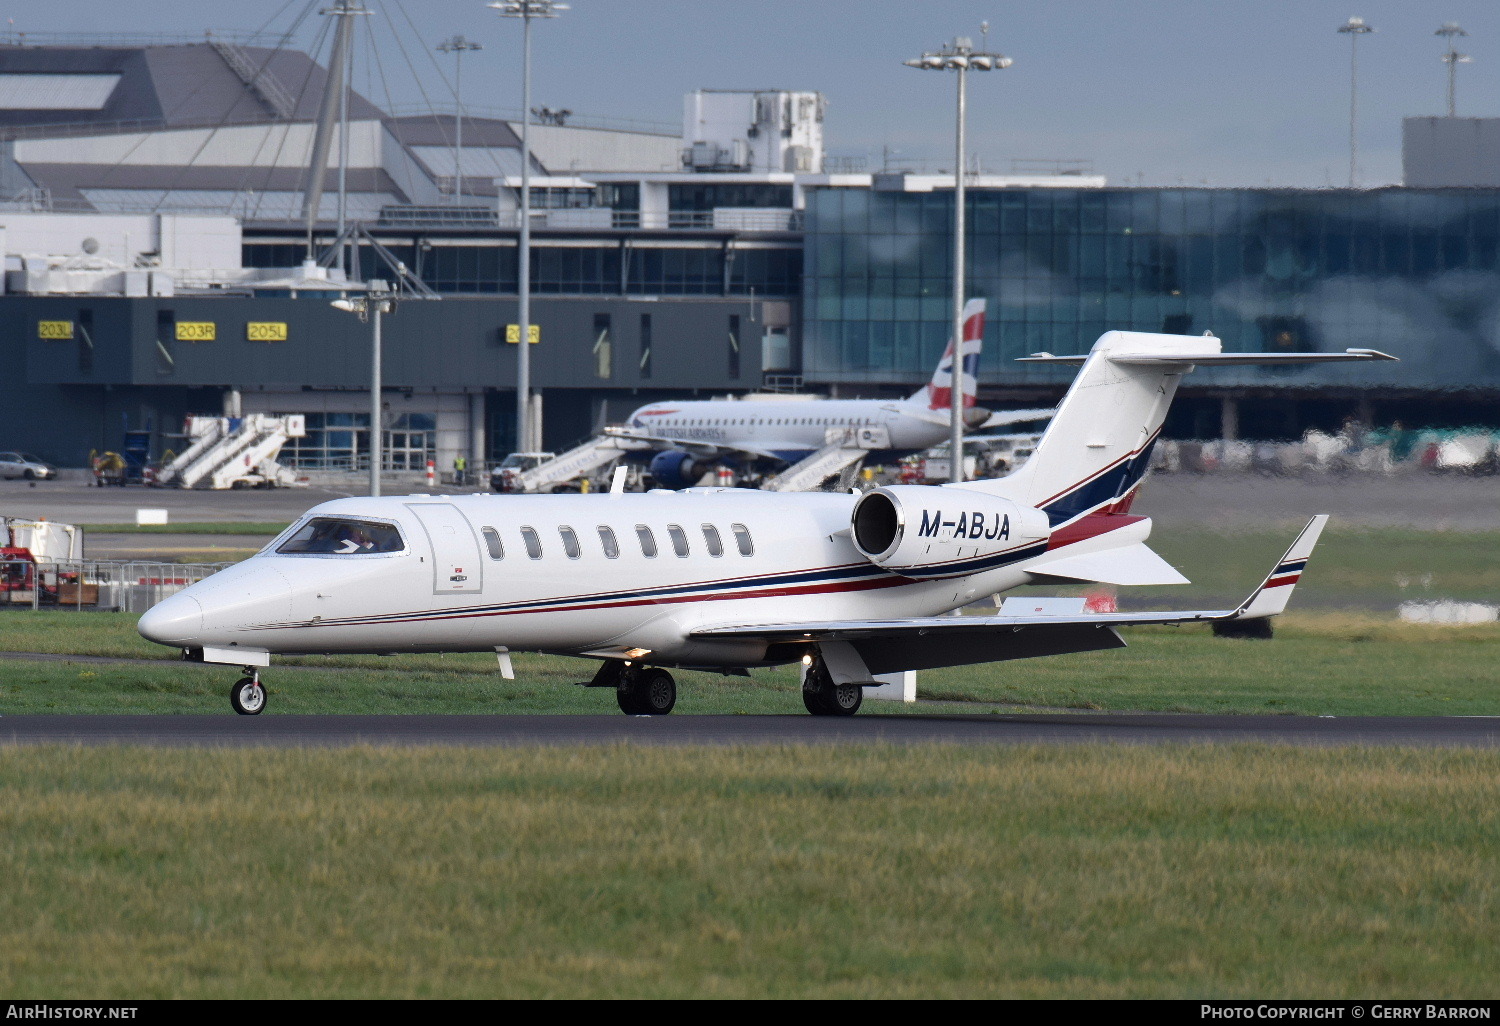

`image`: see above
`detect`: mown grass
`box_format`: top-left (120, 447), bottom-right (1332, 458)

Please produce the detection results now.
top-left (1127, 527), bottom-right (1500, 608)
top-left (0, 744), bottom-right (1495, 998)
top-left (1, 609), bottom-right (1496, 716)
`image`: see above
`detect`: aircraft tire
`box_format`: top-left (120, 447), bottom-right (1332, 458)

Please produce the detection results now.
top-left (230, 677), bottom-right (266, 716)
top-left (802, 663), bottom-right (862, 716)
top-left (616, 668), bottom-right (676, 715)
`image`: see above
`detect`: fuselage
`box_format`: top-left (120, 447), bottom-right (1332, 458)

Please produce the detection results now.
top-left (626, 397), bottom-right (986, 462)
top-left (138, 488), bottom-right (1144, 669)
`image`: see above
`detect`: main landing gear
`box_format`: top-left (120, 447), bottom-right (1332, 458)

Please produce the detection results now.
top-left (617, 665), bottom-right (676, 715)
top-left (802, 657), bottom-right (863, 717)
top-left (230, 668), bottom-right (266, 715)
top-left (586, 660), bottom-right (677, 715)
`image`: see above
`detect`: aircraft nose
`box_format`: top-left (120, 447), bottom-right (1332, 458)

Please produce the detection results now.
top-left (138, 593), bottom-right (204, 646)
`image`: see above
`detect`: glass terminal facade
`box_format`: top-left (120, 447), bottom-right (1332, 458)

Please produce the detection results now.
top-left (803, 187), bottom-right (1500, 395)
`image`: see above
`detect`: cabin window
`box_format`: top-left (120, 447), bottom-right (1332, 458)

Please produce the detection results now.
top-left (667, 524), bottom-right (689, 557)
top-left (731, 523), bottom-right (754, 556)
top-left (701, 524), bottom-right (723, 557)
top-left (521, 526), bottom-right (543, 559)
top-left (277, 517), bottom-right (404, 555)
top-left (482, 526), bottom-right (504, 560)
top-left (597, 525), bottom-right (619, 558)
top-left (559, 526), bottom-right (581, 559)
top-left (635, 525), bottom-right (658, 557)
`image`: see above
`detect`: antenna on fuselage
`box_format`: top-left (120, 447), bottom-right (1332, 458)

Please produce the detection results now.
top-left (610, 465), bottom-right (628, 495)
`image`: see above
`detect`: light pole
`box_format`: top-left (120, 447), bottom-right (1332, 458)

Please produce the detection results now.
top-left (1436, 23), bottom-right (1471, 118)
top-left (1337, 16), bottom-right (1374, 189)
top-left (437, 34), bottom-right (483, 204)
top-left (491, 0), bottom-right (567, 455)
top-left (905, 31), bottom-right (1010, 482)
top-left (331, 279), bottom-right (394, 497)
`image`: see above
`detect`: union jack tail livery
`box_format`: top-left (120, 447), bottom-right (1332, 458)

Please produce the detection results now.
top-left (914, 298), bottom-right (986, 411)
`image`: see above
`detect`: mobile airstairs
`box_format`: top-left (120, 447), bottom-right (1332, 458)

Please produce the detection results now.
top-left (760, 424), bottom-right (891, 492)
top-left (156, 415), bottom-right (307, 490)
top-left (496, 433), bottom-right (651, 493)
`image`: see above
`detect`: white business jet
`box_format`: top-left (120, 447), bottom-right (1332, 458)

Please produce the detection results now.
top-left (611, 299), bottom-right (1051, 487)
top-left (138, 330), bottom-right (1393, 716)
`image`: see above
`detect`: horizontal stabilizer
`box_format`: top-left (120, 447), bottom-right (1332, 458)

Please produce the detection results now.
top-left (1027, 542), bottom-right (1189, 586)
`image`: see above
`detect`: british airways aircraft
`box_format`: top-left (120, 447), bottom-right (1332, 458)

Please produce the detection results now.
top-left (138, 329), bottom-right (1393, 717)
top-left (612, 299), bottom-right (1047, 488)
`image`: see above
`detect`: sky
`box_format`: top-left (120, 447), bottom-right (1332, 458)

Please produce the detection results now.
top-left (6, 0), bottom-right (1498, 188)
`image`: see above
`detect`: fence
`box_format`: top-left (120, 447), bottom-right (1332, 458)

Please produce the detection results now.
top-left (0, 558), bottom-right (229, 614)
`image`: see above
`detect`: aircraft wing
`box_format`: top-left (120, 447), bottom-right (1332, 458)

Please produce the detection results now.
top-left (1017, 349), bottom-right (1397, 366)
top-left (602, 426), bottom-right (784, 461)
top-left (978, 407), bottom-right (1057, 430)
top-left (690, 517), bottom-right (1327, 675)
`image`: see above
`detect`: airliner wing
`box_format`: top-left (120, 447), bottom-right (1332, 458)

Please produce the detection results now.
top-left (1018, 349), bottom-right (1396, 366)
top-left (691, 517), bottom-right (1327, 673)
top-left (602, 426), bottom-right (784, 461)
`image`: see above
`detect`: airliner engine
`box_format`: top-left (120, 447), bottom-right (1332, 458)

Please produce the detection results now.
top-left (649, 449), bottom-right (708, 490)
top-left (850, 486), bottom-right (1050, 580)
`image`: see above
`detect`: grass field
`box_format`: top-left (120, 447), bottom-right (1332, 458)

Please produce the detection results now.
top-left (1, 609), bottom-right (1497, 716)
top-left (0, 744), bottom-right (1495, 999)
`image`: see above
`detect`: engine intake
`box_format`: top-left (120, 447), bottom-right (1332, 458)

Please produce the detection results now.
top-left (851, 486), bottom-right (1050, 580)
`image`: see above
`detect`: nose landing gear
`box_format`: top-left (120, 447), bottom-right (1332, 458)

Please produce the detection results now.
top-left (230, 668), bottom-right (266, 715)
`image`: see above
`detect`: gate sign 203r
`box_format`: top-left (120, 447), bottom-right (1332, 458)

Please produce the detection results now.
top-left (175, 321), bottom-right (216, 342)
top-left (37, 320), bottom-right (74, 339)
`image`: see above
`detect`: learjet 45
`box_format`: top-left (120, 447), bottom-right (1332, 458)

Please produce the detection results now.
top-left (138, 329), bottom-right (1393, 716)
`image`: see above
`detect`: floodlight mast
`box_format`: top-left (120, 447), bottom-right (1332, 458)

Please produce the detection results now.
top-left (437, 35), bottom-right (484, 205)
top-left (1337, 16), bottom-right (1374, 189)
top-left (904, 34), bottom-right (1011, 482)
top-left (1436, 23), bottom-right (1471, 118)
top-left (491, 0), bottom-right (568, 455)
top-left (330, 281), bottom-right (394, 497)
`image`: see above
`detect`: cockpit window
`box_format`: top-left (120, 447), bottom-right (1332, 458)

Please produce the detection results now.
top-left (277, 517), bottom-right (404, 555)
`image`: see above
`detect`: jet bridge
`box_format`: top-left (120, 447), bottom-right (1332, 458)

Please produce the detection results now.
top-left (156, 415), bottom-right (306, 490)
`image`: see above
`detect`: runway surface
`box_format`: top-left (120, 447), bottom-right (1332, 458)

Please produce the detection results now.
top-left (2, 712), bottom-right (1496, 747)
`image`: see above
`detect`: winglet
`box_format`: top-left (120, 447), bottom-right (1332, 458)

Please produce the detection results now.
top-left (1229, 515), bottom-right (1329, 620)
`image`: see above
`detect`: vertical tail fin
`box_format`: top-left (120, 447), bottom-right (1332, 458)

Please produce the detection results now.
top-left (954, 330), bottom-right (1208, 525)
top-left (911, 298), bottom-right (986, 409)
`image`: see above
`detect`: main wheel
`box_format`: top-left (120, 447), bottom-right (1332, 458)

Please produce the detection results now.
top-left (617, 667), bottom-right (676, 715)
top-left (23, 469), bottom-right (35, 480)
top-left (802, 662), bottom-right (863, 717)
top-left (230, 677), bottom-right (266, 715)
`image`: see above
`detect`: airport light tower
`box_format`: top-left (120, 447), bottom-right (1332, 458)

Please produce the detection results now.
top-left (1337, 16), bottom-right (1374, 189)
top-left (331, 281), bottom-right (395, 498)
top-left (1436, 23), bottom-right (1472, 118)
top-left (491, 0), bottom-right (568, 456)
top-left (905, 30), bottom-right (1011, 481)
top-left (437, 34), bottom-right (483, 204)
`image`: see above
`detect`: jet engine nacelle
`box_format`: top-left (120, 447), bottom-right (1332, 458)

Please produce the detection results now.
top-left (850, 485), bottom-right (1050, 580)
top-left (649, 449), bottom-right (707, 490)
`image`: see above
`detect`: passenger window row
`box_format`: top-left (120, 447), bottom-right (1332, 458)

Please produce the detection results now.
top-left (480, 522), bottom-right (754, 561)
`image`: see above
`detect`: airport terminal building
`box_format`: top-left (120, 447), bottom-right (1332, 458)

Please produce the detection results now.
top-left (1, 35), bottom-right (1497, 471)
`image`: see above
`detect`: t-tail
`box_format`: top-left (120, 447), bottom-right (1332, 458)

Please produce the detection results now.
top-left (910, 298), bottom-right (986, 411)
top-left (953, 329), bottom-right (1396, 528)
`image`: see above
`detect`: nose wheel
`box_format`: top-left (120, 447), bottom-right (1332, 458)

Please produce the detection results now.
top-left (230, 670), bottom-right (266, 716)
